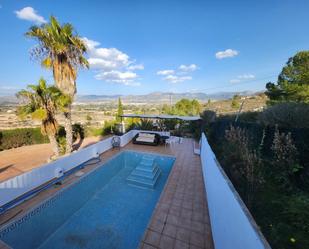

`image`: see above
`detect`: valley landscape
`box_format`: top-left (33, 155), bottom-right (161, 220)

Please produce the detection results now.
top-left (0, 91), bottom-right (267, 129)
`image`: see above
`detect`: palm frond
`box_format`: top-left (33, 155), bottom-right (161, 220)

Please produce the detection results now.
top-left (41, 57), bottom-right (52, 68)
top-left (31, 108), bottom-right (47, 120)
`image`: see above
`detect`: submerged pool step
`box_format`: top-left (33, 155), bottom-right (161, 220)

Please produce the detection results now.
top-left (127, 155), bottom-right (161, 189)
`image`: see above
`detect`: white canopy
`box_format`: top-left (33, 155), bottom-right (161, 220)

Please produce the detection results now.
top-left (121, 114), bottom-right (201, 121)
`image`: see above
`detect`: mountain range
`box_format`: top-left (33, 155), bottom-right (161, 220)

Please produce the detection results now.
top-left (0, 91), bottom-right (259, 105)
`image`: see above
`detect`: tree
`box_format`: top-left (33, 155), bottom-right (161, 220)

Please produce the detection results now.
top-left (26, 16), bottom-right (89, 154)
top-left (265, 51), bottom-right (309, 104)
top-left (161, 104), bottom-right (172, 114)
top-left (174, 99), bottom-right (201, 115)
top-left (231, 94), bottom-right (240, 109)
top-left (16, 78), bottom-right (70, 158)
top-left (116, 97), bottom-right (124, 122)
top-left (86, 114), bottom-right (92, 126)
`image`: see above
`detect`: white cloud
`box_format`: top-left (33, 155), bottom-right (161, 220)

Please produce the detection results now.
top-left (237, 74), bottom-right (255, 79)
top-left (178, 64), bottom-right (197, 72)
top-left (157, 64), bottom-right (198, 83)
top-left (230, 74), bottom-right (255, 83)
top-left (215, 49), bottom-right (238, 59)
top-left (15, 7), bottom-right (46, 24)
top-left (83, 37), bottom-right (143, 85)
top-left (95, 70), bottom-right (139, 85)
top-left (128, 64), bottom-right (144, 70)
top-left (164, 75), bottom-right (192, 84)
top-left (157, 70), bottom-right (175, 75)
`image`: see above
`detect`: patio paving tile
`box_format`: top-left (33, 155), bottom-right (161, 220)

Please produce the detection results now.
top-left (149, 219), bottom-right (165, 233)
top-left (162, 223), bottom-right (177, 238)
top-left (159, 235), bottom-right (175, 249)
top-left (145, 230), bottom-right (161, 247)
top-left (176, 227), bottom-right (191, 243)
top-left (174, 240), bottom-right (190, 249)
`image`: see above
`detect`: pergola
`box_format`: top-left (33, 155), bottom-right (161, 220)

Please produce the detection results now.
top-left (120, 114), bottom-right (201, 121)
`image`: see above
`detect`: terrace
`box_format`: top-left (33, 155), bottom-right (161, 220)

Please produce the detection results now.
top-left (0, 130), bottom-right (270, 249)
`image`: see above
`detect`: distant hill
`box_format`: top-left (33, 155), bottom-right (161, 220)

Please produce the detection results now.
top-left (74, 91), bottom-right (258, 104)
top-left (0, 91), bottom-right (260, 105)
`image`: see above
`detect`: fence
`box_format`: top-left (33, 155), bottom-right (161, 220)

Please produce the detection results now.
top-left (200, 133), bottom-right (270, 249)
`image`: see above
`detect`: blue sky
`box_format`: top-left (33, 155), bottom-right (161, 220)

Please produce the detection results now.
top-left (0, 0), bottom-right (309, 96)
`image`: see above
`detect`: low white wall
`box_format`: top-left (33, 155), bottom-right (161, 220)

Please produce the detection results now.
top-left (200, 133), bottom-right (270, 249)
top-left (120, 130), bottom-right (138, 147)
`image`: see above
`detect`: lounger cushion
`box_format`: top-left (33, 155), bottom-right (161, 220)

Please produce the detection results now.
top-left (133, 132), bottom-right (160, 146)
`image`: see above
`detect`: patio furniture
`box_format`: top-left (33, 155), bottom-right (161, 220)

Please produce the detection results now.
top-left (111, 136), bottom-right (121, 149)
top-left (160, 135), bottom-right (170, 144)
top-left (165, 136), bottom-right (181, 147)
top-left (133, 132), bottom-right (161, 146)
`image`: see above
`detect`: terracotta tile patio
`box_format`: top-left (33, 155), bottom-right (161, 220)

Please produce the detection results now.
top-left (0, 138), bottom-right (213, 249)
top-left (133, 139), bottom-right (213, 249)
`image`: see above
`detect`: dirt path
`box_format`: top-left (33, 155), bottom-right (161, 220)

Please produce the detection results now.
top-left (0, 136), bottom-right (106, 183)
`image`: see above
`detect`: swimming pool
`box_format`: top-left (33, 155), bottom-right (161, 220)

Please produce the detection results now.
top-left (0, 150), bottom-right (175, 249)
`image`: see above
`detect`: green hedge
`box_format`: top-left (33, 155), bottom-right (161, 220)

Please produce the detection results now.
top-left (0, 128), bottom-right (49, 151)
top-left (207, 120), bottom-right (309, 248)
top-left (207, 120), bottom-right (309, 170)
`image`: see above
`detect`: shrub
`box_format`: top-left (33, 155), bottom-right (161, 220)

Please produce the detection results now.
top-left (207, 120), bottom-right (309, 249)
top-left (103, 120), bottom-right (116, 135)
top-left (258, 103), bottom-right (309, 128)
top-left (56, 123), bottom-right (85, 154)
top-left (136, 119), bottom-right (154, 130)
top-left (0, 128), bottom-right (49, 151)
top-left (201, 110), bottom-right (216, 125)
top-left (223, 125), bottom-right (264, 208)
top-left (270, 127), bottom-right (302, 190)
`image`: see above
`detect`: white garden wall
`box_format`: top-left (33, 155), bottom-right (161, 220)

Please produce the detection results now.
top-left (200, 133), bottom-right (270, 249)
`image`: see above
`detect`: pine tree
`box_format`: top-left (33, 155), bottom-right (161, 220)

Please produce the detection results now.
top-left (116, 97), bottom-right (124, 122)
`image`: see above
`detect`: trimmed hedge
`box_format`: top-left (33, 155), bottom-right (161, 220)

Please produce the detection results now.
top-left (0, 128), bottom-right (49, 151)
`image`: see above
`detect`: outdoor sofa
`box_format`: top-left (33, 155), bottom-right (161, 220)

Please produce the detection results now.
top-left (132, 132), bottom-right (161, 146)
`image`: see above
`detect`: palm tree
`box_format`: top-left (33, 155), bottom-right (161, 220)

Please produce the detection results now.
top-left (16, 78), bottom-right (70, 158)
top-left (26, 16), bottom-right (89, 153)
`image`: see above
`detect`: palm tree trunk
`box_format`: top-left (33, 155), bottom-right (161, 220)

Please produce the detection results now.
top-left (64, 105), bottom-right (73, 154)
top-left (48, 134), bottom-right (60, 158)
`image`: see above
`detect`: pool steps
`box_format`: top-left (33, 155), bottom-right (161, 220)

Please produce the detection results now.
top-left (126, 155), bottom-right (161, 188)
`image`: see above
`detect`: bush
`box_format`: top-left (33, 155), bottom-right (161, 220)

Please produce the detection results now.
top-left (223, 125), bottom-right (264, 207)
top-left (207, 120), bottom-right (309, 249)
top-left (136, 119), bottom-right (154, 130)
top-left (84, 121), bottom-right (116, 137)
top-left (259, 103), bottom-right (309, 128)
top-left (0, 128), bottom-right (49, 151)
top-left (56, 123), bottom-right (85, 154)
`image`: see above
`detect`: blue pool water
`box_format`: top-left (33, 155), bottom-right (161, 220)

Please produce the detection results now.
top-left (0, 151), bottom-right (175, 249)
